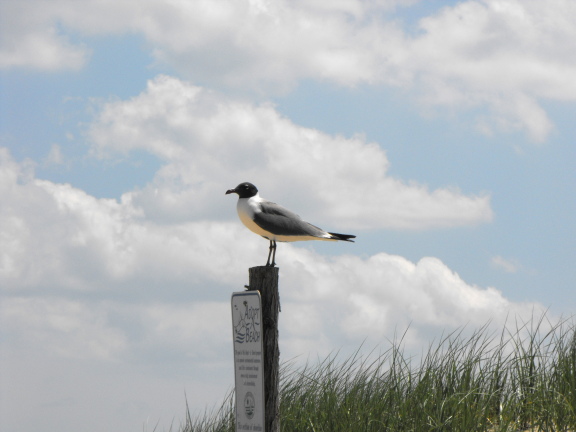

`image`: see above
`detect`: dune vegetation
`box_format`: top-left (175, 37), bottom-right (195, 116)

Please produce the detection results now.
top-left (181, 316), bottom-right (575, 432)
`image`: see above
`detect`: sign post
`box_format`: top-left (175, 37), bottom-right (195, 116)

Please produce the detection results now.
top-left (231, 291), bottom-right (265, 432)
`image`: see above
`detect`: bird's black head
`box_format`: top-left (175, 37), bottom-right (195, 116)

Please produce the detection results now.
top-left (225, 182), bottom-right (259, 199)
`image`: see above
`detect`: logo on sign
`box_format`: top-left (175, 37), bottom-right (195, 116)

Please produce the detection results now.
top-left (244, 391), bottom-right (255, 419)
top-left (232, 300), bottom-right (261, 344)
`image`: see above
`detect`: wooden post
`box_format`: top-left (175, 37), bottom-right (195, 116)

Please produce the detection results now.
top-left (247, 266), bottom-right (280, 432)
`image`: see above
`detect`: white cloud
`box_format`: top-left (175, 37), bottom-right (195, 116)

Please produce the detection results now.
top-left (88, 75), bottom-right (493, 230)
top-left (0, 144), bottom-right (536, 346)
top-left (0, 150), bottom-right (142, 290)
top-left (278, 249), bottom-right (543, 355)
top-left (0, 1), bottom-right (88, 70)
top-left (0, 297), bottom-right (127, 360)
top-left (405, 0), bottom-right (576, 141)
top-left (491, 255), bottom-right (521, 273)
top-left (44, 144), bottom-right (65, 166)
top-left (2, 1), bottom-right (574, 140)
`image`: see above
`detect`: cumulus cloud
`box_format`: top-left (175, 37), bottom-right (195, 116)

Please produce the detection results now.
top-left (0, 145), bottom-right (539, 353)
top-left (2, 0), bottom-right (575, 141)
top-left (405, 0), bottom-right (576, 141)
top-left (0, 147), bottom-right (248, 291)
top-left (278, 248), bottom-right (545, 356)
top-left (0, 149), bottom-right (542, 351)
top-left (0, 297), bottom-right (127, 360)
top-left (88, 75), bottom-right (492, 230)
top-left (0, 0), bottom-right (88, 70)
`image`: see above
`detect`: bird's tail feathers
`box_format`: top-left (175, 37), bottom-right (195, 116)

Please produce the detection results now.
top-left (328, 232), bottom-right (356, 242)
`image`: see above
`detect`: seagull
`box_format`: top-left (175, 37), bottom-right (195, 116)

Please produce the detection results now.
top-left (226, 182), bottom-right (355, 267)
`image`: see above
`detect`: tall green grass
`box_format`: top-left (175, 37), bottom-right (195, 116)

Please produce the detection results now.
top-left (181, 316), bottom-right (575, 432)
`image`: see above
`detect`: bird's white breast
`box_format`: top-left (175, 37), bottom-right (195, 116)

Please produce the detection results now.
top-left (237, 196), bottom-right (271, 238)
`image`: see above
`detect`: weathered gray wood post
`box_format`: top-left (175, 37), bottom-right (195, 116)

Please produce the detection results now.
top-left (247, 266), bottom-right (280, 432)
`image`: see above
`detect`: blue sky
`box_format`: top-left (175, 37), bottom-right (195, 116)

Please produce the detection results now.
top-left (1, 1), bottom-right (575, 431)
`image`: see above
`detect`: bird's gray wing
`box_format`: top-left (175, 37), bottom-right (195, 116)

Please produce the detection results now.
top-left (254, 200), bottom-right (326, 237)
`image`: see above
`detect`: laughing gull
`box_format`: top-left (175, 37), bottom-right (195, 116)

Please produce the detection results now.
top-left (226, 182), bottom-right (355, 267)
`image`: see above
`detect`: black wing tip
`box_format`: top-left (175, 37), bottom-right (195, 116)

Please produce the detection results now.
top-left (329, 232), bottom-right (356, 242)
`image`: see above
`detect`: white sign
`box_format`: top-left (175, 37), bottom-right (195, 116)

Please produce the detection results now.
top-left (231, 291), bottom-right (265, 432)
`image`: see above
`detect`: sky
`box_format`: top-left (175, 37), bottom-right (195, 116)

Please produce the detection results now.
top-left (1, 0), bottom-right (575, 431)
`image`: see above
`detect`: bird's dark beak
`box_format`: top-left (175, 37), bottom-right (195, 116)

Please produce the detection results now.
top-left (225, 188), bottom-right (237, 195)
